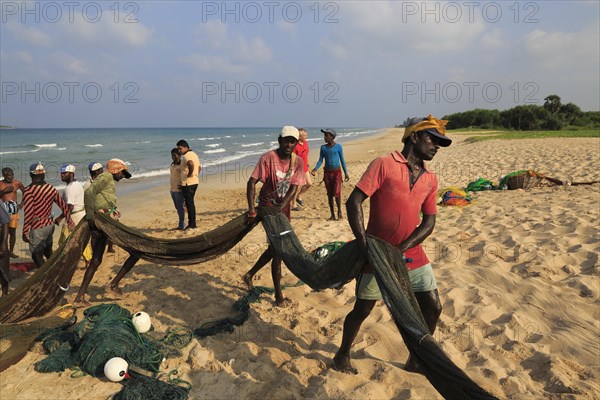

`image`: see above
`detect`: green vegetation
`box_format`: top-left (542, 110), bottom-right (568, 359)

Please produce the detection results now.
top-left (455, 129), bottom-right (600, 143)
top-left (439, 95), bottom-right (600, 131)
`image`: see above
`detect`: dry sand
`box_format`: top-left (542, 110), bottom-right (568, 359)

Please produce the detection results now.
top-left (1, 129), bottom-right (599, 399)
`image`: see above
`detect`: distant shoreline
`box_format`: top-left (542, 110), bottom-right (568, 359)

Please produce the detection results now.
top-left (116, 127), bottom-right (390, 197)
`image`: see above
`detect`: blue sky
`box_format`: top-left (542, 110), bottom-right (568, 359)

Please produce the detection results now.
top-left (1, 0), bottom-right (598, 128)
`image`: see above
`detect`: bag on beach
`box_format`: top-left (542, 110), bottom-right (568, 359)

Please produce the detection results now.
top-left (438, 187), bottom-right (472, 207)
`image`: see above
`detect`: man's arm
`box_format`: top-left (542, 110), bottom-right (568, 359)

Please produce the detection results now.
top-left (246, 177), bottom-right (258, 222)
top-left (54, 189), bottom-right (73, 226)
top-left (21, 191), bottom-right (32, 242)
top-left (338, 145), bottom-right (350, 180)
top-left (186, 160), bottom-right (194, 178)
top-left (311, 146), bottom-right (326, 175)
top-left (55, 204), bottom-right (74, 225)
top-left (1, 223), bottom-right (8, 256)
top-left (346, 187), bottom-right (369, 252)
top-left (15, 181), bottom-right (26, 209)
top-left (280, 184), bottom-right (298, 210)
top-left (397, 214), bottom-right (436, 254)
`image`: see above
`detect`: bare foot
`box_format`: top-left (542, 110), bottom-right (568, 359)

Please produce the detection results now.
top-left (337, 213), bottom-right (343, 220)
top-left (107, 247), bottom-right (115, 254)
top-left (274, 297), bottom-right (291, 307)
top-left (106, 285), bottom-right (123, 295)
top-left (74, 297), bottom-right (91, 307)
top-left (332, 354), bottom-right (358, 374)
top-left (9, 252), bottom-right (18, 258)
top-left (242, 273), bottom-right (254, 289)
top-left (404, 357), bottom-right (424, 375)
top-left (327, 215), bottom-right (337, 221)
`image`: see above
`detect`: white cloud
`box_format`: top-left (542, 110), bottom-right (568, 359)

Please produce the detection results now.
top-left (277, 20), bottom-right (297, 35)
top-left (5, 22), bottom-right (52, 47)
top-left (181, 54), bottom-right (249, 74)
top-left (16, 51), bottom-right (33, 64)
top-left (198, 20), bottom-right (228, 47)
top-left (61, 16), bottom-right (152, 47)
top-left (482, 29), bottom-right (504, 48)
top-left (335, 1), bottom-right (487, 53)
top-left (185, 22), bottom-right (272, 74)
top-left (448, 67), bottom-right (466, 82)
top-left (522, 25), bottom-right (599, 74)
top-left (234, 36), bottom-right (271, 63)
top-left (51, 52), bottom-right (89, 75)
top-left (319, 38), bottom-right (349, 60)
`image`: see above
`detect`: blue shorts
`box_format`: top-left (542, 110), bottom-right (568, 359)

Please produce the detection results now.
top-left (356, 264), bottom-right (437, 300)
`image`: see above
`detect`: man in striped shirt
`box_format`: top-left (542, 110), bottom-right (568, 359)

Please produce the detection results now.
top-left (22, 162), bottom-right (73, 268)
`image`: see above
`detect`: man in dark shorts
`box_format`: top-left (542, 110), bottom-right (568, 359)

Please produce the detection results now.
top-left (311, 128), bottom-right (350, 220)
top-left (74, 158), bottom-right (140, 305)
top-left (333, 115), bottom-right (452, 374)
top-left (242, 126), bottom-right (305, 305)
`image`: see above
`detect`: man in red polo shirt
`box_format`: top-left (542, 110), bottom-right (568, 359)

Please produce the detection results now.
top-left (333, 115), bottom-right (452, 374)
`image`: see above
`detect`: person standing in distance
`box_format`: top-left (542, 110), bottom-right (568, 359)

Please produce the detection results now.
top-left (177, 140), bottom-right (201, 230)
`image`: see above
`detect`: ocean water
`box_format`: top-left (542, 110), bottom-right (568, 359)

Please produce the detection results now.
top-left (0, 127), bottom-right (382, 191)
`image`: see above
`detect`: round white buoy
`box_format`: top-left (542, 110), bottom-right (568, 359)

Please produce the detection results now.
top-left (132, 311), bottom-right (151, 333)
top-left (104, 357), bottom-right (129, 382)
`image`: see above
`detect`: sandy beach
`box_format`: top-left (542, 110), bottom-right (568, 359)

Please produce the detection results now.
top-left (1, 129), bottom-right (599, 399)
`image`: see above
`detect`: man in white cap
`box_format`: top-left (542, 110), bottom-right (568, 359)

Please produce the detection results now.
top-left (242, 126), bottom-right (306, 305)
top-left (22, 162), bottom-right (73, 268)
top-left (75, 158), bottom-right (140, 305)
top-left (85, 162), bottom-right (104, 188)
top-left (85, 162), bottom-right (115, 253)
top-left (55, 164), bottom-right (85, 228)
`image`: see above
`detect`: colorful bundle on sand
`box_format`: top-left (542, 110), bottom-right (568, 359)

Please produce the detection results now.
top-left (438, 187), bottom-right (472, 206)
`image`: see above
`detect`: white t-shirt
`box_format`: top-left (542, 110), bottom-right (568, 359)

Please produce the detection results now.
top-left (64, 180), bottom-right (85, 212)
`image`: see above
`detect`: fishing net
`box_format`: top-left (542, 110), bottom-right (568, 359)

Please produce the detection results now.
top-left (35, 304), bottom-right (192, 399)
top-left (0, 221), bottom-right (90, 324)
top-left (3, 208), bottom-right (496, 398)
top-left (35, 304), bottom-right (164, 375)
top-left (113, 372), bottom-right (190, 400)
top-left (0, 306), bottom-right (77, 372)
top-left (194, 285), bottom-right (277, 338)
top-left (94, 212), bottom-right (260, 265)
top-left (261, 213), bottom-right (497, 400)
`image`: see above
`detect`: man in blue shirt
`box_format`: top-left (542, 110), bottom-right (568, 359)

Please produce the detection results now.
top-left (311, 128), bottom-right (350, 220)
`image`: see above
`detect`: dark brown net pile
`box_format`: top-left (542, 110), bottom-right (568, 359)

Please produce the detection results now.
top-left (94, 212), bottom-right (260, 265)
top-left (0, 221), bottom-right (90, 324)
top-left (0, 306), bottom-right (77, 372)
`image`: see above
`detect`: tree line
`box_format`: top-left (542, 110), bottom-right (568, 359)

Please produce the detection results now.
top-left (398, 95), bottom-right (600, 130)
